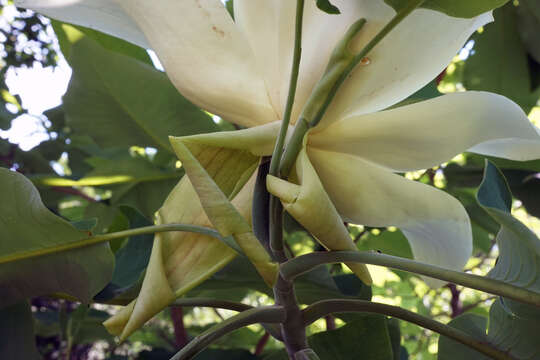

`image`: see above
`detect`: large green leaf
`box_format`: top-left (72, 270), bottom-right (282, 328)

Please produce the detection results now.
top-left (477, 161), bottom-right (540, 316)
top-left (438, 300), bottom-right (540, 359)
top-left (0, 301), bottom-right (40, 359)
top-left (265, 315), bottom-right (394, 360)
top-left (34, 151), bottom-right (183, 218)
top-left (463, 4), bottom-right (538, 113)
top-left (0, 168), bottom-right (114, 307)
top-left (308, 315), bottom-right (394, 360)
top-left (63, 37), bottom-right (218, 153)
top-left (52, 22), bottom-right (152, 65)
top-left (438, 313), bottom-right (490, 360)
top-left (384, 0), bottom-right (508, 18)
top-left (516, 0), bottom-right (540, 63)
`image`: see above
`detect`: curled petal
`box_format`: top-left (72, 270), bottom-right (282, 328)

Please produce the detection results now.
top-left (14, 0), bottom-right (149, 48)
top-left (309, 92), bottom-right (540, 172)
top-left (104, 177), bottom-right (236, 340)
top-left (267, 147), bottom-right (372, 284)
top-left (308, 148), bottom-right (472, 287)
top-left (171, 121), bottom-right (282, 157)
top-left (170, 137), bottom-right (278, 286)
top-left (117, 0), bottom-right (277, 127)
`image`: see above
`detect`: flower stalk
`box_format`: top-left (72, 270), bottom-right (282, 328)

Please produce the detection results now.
top-left (280, 251), bottom-right (540, 307)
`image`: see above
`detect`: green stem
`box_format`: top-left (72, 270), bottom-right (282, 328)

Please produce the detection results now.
top-left (279, 0), bottom-right (426, 176)
top-left (172, 297), bottom-right (254, 312)
top-left (269, 0), bottom-right (304, 262)
top-left (302, 300), bottom-right (514, 360)
top-left (169, 306), bottom-right (286, 360)
top-left (0, 224), bottom-right (223, 265)
top-left (280, 251), bottom-right (540, 308)
top-left (270, 197), bottom-right (288, 262)
top-left (172, 297), bottom-right (283, 341)
top-left (268, 0), bottom-right (304, 177)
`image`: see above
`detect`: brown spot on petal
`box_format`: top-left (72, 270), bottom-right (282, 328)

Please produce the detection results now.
top-left (212, 25), bottom-right (225, 37)
top-left (359, 57), bottom-right (371, 66)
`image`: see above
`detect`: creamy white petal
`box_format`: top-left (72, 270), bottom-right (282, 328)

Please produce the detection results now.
top-left (117, 0), bottom-right (277, 128)
top-left (309, 92), bottom-right (540, 172)
top-left (308, 148), bottom-right (472, 284)
top-left (317, 4), bottom-right (492, 128)
top-left (14, 0), bottom-right (149, 48)
top-left (234, 0), bottom-right (281, 116)
top-left (271, 0), bottom-right (491, 126)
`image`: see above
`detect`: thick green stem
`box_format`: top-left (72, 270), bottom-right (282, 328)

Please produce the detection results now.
top-left (266, 2), bottom-right (313, 358)
top-left (269, 0), bottom-right (304, 177)
top-left (280, 251), bottom-right (540, 307)
top-left (171, 298), bottom-right (283, 341)
top-left (302, 300), bottom-right (514, 360)
top-left (268, 0), bottom-right (304, 263)
top-left (279, 0), bottom-right (426, 176)
top-left (0, 224), bottom-right (223, 265)
top-left (270, 197), bottom-right (288, 262)
top-left (169, 306), bottom-right (286, 360)
top-left (172, 298), bottom-right (253, 312)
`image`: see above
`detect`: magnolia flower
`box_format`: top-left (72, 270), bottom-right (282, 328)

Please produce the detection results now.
top-left (16, 0), bottom-right (540, 338)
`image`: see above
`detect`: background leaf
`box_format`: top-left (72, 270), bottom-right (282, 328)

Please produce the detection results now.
top-left (438, 299), bottom-right (540, 359)
top-left (463, 3), bottom-right (539, 113)
top-left (384, 0), bottom-right (508, 18)
top-left (0, 301), bottom-right (40, 360)
top-left (477, 161), bottom-right (540, 316)
top-left (0, 168), bottom-right (114, 307)
top-left (315, 0), bottom-right (340, 14)
top-left (63, 37), bottom-right (218, 153)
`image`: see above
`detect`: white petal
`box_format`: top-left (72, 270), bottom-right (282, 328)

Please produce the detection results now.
top-left (308, 148), bottom-right (472, 284)
top-left (310, 92), bottom-right (540, 172)
top-left (268, 0), bottom-right (491, 126)
top-left (234, 0), bottom-right (282, 116)
top-left (318, 4), bottom-right (492, 127)
top-left (14, 0), bottom-right (149, 48)
top-left (117, 0), bottom-right (277, 128)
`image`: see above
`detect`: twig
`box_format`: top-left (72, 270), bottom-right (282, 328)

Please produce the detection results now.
top-left (254, 332), bottom-right (270, 356)
top-left (171, 306), bottom-right (189, 349)
top-left (51, 186), bottom-right (97, 202)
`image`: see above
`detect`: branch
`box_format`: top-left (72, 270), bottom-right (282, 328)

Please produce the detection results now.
top-left (280, 251), bottom-right (540, 307)
top-left (169, 306), bottom-right (286, 360)
top-left (172, 298), bottom-right (253, 312)
top-left (0, 224), bottom-right (225, 265)
top-left (302, 300), bottom-right (514, 360)
top-left (254, 332), bottom-right (270, 356)
top-left (51, 186), bottom-right (97, 202)
top-left (171, 306), bottom-right (189, 348)
top-left (171, 298), bottom-right (282, 341)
